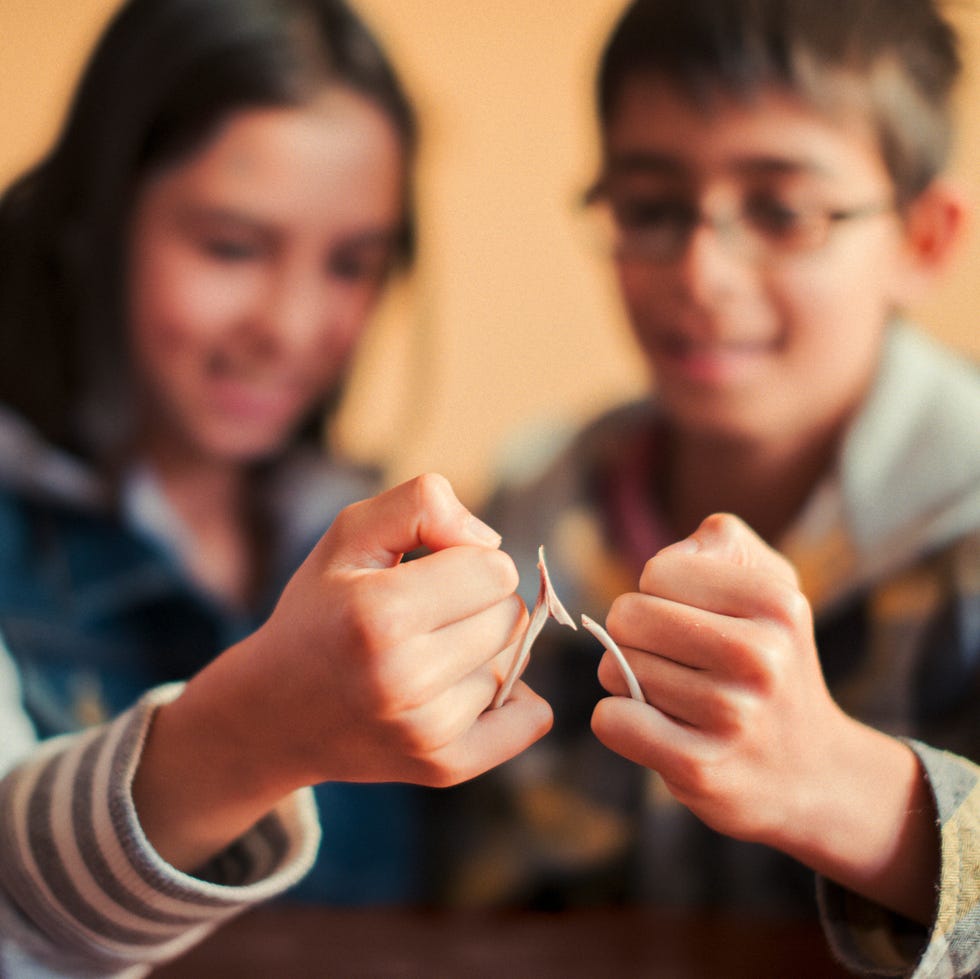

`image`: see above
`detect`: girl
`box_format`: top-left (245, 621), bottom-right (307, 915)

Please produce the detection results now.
top-left (0, 0), bottom-right (514, 935)
top-left (0, 6), bottom-right (551, 973)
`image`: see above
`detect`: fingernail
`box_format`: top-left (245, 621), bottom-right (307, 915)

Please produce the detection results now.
top-left (467, 515), bottom-right (502, 546)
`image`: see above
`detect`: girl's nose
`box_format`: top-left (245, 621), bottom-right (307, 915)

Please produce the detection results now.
top-left (253, 267), bottom-right (328, 355)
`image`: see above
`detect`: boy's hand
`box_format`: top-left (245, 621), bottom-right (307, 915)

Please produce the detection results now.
top-left (134, 474), bottom-right (552, 870)
top-left (591, 512), bottom-right (833, 844)
top-left (589, 514), bottom-right (937, 924)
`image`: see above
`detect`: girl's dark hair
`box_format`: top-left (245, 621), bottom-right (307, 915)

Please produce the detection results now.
top-left (0, 0), bottom-right (416, 461)
top-left (597, 0), bottom-right (961, 203)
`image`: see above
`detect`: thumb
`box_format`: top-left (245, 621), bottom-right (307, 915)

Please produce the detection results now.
top-left (662, 512), bottom-right (799, 587)
top-left (319, 473), bottom-right (502, 571)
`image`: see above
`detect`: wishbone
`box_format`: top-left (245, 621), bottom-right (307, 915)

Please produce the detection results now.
top-left (580, 614), bottom-right (645, 703)
top-left (492, 545), bottom-right (575, 709)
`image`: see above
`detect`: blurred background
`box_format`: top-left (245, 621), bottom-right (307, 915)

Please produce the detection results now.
top-left (2, 0), bottom-right (978, 507)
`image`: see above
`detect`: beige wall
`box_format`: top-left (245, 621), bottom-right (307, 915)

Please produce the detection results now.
top-left (2, 1), bottom-right (978, 506)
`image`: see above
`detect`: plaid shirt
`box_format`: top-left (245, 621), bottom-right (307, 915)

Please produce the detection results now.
top-left (457, 324), bottom-right (980, 977)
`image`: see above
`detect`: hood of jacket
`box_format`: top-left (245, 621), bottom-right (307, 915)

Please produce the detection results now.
top-left (781, 323), bottom-right (980, 614)
top-left (0, 405), bottom-right (382, 591)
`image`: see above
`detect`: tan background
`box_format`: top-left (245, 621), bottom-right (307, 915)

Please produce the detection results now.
top-left (2, 0), bottom-right (978, 507)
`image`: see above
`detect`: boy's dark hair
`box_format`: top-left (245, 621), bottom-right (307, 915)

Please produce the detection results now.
top-left (597, 0), bottom-right (961, 202)
top-left (0, 0), bottom-right (416, 463)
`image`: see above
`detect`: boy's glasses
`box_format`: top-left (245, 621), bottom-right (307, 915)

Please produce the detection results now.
top-left (583, 190), bottom-right (893, 263)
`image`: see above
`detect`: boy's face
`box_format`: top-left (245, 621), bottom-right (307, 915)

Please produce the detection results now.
top-left (600, 77), bottom-right (911, 450)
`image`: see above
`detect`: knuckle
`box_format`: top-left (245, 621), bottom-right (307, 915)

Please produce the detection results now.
top-left (714, 627), bottom-right (781, 693)
top-left (401, 721), bottom-right (439, 757)
top-left (606, 593), bottom-right (637, 635)
top-left (678, 753), bottom-right (717, 798)
top-left (366, 659), bottom-right (433, 720)
top-left (327, 498), bottom-right (361, 538)
top-left (393, 723), bottom-right (463, 784)
top-left (355, 666), bottom-right (405, 718)
top-left (696, 513), bottom-right (755, 566)
top-left (412, 472), bottom-right (453, 512)
top-left (772, 551), bottom-right (802, 588)
top-left (744, 637), bottom-right (783, 693)
top-left (704, 685), bottom-right (740, 732)
top-left (482, 547), bottom-right (520, 595)
top-left (702, 512), bottom-right (741, 537)
top-left (499, 550), bottom-right (521, 594)
top-left (345, 574), bottom-right (407, 652)
top-left (722, 687), bottom-right (761, 734)
top-left (379, 711), bottom-right (434, 757)
top-left (508, 590), bottom-right (529, 629)
top-left (639, 555), bottom-right (662, 593)
top-left (414, 756), bottom-right (462, 789)
top-left (766, 579), bottom-right (812, 628)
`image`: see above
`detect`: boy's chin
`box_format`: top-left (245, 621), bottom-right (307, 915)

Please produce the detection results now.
top-left (665, 399), bottom-right (791, 448)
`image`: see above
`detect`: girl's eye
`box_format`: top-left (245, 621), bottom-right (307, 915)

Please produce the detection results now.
top-left (202, 238), bottom-right (262, 261)
top-left (328, 247), bottom-right (392, 284)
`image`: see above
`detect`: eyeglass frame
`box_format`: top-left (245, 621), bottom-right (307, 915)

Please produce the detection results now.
top-left (580, 180), bottom-right (895, 264)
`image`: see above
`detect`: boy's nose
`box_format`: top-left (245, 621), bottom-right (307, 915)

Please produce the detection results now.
top-left (673, 219), bottom-right (754, 306)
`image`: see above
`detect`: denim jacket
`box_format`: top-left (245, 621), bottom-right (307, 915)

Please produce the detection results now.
top-left (0, 413), bottom-right (427, 906)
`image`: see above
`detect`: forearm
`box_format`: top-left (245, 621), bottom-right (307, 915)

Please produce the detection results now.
top-left (818, 740), bottom-right (980, 978)
top-left (775, 714), bottom-right (938, 925)
top-left (130, 636), bottom-right (304, 873)
top-left (0, 685), bottom-right (319, 977)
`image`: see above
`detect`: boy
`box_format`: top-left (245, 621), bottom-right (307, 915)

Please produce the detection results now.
top-left (463, 1), bottom-right (980, 975)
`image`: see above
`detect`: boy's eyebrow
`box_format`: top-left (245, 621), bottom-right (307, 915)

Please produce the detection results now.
top-left (603, 151), bottom-right (687, 178)
top-left (603, 151), bottom-right (832, 180)
top-left (731, 155), bottom-right (832, 178)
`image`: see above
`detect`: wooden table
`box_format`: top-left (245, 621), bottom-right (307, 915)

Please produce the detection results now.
top-left (152, 904), bottom-right (852, 977)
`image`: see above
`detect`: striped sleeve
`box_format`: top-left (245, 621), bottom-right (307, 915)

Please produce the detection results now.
top-left (0, 683), bottom-right (321, 978)
top-left (818, 741), bottom-right (980, 978)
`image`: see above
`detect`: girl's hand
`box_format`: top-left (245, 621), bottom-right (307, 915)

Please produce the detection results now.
top-left (591, 513), bottom-right (937, 923)
top-left (251, 471), bottom-right (553, 789)
top-left (134, 474), bottom-right (552, 870)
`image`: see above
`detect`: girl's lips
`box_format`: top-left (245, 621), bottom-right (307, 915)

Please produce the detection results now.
top-left (205, 373), bottom-right (308, 426)
top-left (203, 353), bottom-right (309, 420)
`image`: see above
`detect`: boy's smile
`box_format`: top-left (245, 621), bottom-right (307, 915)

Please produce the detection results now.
top-left (652, 331), bottom-right (782, 387)
top-left (600, 78), bottom-right (910, 450)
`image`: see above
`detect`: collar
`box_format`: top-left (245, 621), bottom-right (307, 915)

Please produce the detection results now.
top-left (0, 407), bottom-right (106, 509)
top-left (782, 323), bottom-right (980, 613)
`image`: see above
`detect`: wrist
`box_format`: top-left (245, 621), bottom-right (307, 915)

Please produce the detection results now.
top-left (131, 637), bottom-right (302, 871)
top-left (772, 713), bottom-right (938, 924)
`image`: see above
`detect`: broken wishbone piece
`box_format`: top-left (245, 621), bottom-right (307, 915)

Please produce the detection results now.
top-left (580, 614), bottom-right (646, 704)
top-left (492, 545), bottom-right (577, 709)
top-left (538, 544), bottom-right (576, 630)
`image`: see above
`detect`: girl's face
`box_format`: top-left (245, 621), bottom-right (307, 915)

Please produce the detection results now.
top-left (127, 87), bottom-right (405, 465)
top-left (599, 77), bottom-right (915, 450)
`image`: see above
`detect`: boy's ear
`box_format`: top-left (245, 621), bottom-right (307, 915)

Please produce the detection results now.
top-left (893, 177), bottom-right (968, 303)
